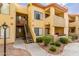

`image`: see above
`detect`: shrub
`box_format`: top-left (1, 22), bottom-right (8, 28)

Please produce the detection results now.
top-left (70, 35), bottom-right (78, 40)
top-left (36, 37), bottom-right (43, 43)
top-left (59, 36), bottom-right (69, 44)
top-left (43, 35), bottom-right (52, 46)
top-left (50, 42), bottom-right (54, 45)
top-left (49, 45), bottom-right (57, 52)
top-left (54, 41), bottom-right (61, 47)
top-left (50, 41), bottom-right (61, 47)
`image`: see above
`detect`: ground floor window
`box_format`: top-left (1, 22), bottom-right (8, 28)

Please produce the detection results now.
top-left (34, 27), bottom-right (43, 36)
top-left (0, 27), bottom-right (10, 39)
top-left (69, 27), bottom-right (75, 33)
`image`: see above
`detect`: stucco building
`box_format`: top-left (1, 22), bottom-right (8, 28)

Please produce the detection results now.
top-left (69, 14), bottom-right (79, 37)
top-left (0, 3), bottom-right (69, 44)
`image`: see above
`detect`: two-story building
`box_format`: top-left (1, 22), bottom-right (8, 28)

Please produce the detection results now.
top-left (69, 14), bottom-right (79, 36)
top-left (0, 3), bottom-right (69, 44)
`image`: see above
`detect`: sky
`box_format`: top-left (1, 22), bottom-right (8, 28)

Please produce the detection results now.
top-left (66, 3), bottom-right (79, 14)
top-left (19, 3), bottom-right (79, 14)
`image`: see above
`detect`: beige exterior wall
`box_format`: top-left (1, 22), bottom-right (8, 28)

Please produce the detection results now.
top-left (0, 4), bottom-right (16, 44)
top-left (69, 15), bottom-right (79, 36)
top-left (27, 5), bottom-right (45, 42)
top-left (0, 3), bottom-right (69, 44)
top-left (64, 12), bottom-right (69, 36)
top-left (15, 4), bottom-right (27, 14)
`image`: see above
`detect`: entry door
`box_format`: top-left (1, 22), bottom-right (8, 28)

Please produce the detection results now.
top-left (45, 28), bottom-right (50, 35)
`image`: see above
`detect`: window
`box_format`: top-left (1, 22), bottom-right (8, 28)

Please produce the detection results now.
top-left (34, 11), bottom-right (42, 20)
top-left (0, 3), bottom-right (9, 14)
top-left (0, 27), bottom-right (10, 39)
top-left (70, 27), bottom-right (75, 33)
top-left (34, 28), bottom-right (43, 36)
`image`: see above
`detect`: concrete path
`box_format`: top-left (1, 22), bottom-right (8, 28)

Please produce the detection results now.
top-left (25, 43), bottom-right (53, 56)
top-left (61, 43), bottom-right (79, 56)
top-left (13, 38), bottom-right (26, 50)
top-left (13, 39), bottom-right (53, 56)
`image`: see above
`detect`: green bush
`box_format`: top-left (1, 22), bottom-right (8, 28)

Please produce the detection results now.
top-left (49, 45), bottom-right (57, 52)
top-left (70, 35), bottom-right (78, 40)
top-left (43, 35), bottom-right (52, 46)
top-left (59, 36), bottom-right (69, 44)
top-left (36, 37), bottom-right (43, 43)
top-left (50, 41), bottom-right (61, 47)
top-left (54, 41), bottom-right (61, 47)
top-left (50, 42), bottom-right (54, 45)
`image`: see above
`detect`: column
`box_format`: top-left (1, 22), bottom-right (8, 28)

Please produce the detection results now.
top-left (50, 7), bottom-right (55, 35)
top-left (64, 12), bottom-right (69, 36)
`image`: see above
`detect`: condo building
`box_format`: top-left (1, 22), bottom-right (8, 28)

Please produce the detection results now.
top-left (69, 14), bottom-right (79, 36)
top-left (0, 3), bottom-right (69, 44)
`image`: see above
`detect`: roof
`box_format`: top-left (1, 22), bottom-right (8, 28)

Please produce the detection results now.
top-left (69, 14), bottom-right (79, 17)
top-left (32, 3), bottom-right (68, 12)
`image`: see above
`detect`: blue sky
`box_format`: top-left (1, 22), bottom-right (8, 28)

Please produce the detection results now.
top-left (66, 3), bottom-right (79, 14)
top-left (19, 3), bottom-right (79, 14)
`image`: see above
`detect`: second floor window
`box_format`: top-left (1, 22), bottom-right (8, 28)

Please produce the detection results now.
top-left (34, 11), bottom-right (42, 20)
top-left (0, 3), bottom-right (9, 14)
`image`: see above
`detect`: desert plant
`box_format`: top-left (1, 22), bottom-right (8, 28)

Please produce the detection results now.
top-left (43, 35), bottom-right (52, 46)
top-left (49, 45), bottom-right (57, 52)
top-left (59, 36), bottom-right (69, 44)
top-left (36, 37), bottom-right (43, 43)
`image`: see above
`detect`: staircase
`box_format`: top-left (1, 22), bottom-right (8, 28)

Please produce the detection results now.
top-left (24, 22), bottom-right (33, 43)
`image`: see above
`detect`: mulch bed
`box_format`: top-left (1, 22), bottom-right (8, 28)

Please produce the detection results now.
top-left (38, 43), bottom-right (66, 55)
top-left (39, 39), bottom-right (79, 55)
top-left (0, 44), bottom-right (31, 56)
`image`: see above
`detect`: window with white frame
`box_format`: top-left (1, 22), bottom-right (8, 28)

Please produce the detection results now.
top-left (0, 27), bottom-right (10, 39)
top-left (34, 28), bottom-right (43, 36)
top-left (34, 11), bottom-right (43, 20)
top-left (0, 3), bottom-right (9, 14)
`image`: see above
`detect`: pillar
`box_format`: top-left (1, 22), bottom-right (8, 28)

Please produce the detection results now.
top-left (64, 12), bottom-right (69, 36)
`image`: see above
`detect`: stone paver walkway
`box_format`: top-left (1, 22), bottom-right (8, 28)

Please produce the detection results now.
top-left (61, 43), bottom-right (79, 56)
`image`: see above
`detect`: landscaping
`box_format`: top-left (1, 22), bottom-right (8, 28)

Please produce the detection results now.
top-left (36, 35), bottom-right (79, 55)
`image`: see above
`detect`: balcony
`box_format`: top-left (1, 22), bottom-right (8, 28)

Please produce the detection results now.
top-left (54, 15), bottom-right (65, 27)
top-left (69, 22), bottom-right (76, 27)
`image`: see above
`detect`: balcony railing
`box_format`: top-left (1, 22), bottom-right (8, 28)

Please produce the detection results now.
top-left (54, 15), bottom-right (65, 27)
top-left (69, 22), bottom-right (76, 27)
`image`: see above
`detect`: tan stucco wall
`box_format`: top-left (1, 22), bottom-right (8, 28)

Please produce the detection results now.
top-left (0, 4), bottom-right (16, 44)
top-left (27, 5), bottom-right (45, 42)
top-left (69, 16), bottom-right (79, 36)
top-left (15, 4), bottom-right (27, 14)
top-left (0, 3), bottom-right (69, 44)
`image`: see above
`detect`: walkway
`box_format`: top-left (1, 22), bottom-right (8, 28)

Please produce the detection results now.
top-left (13, 39), bottom-right (53, 56)
top-left (26, 43), bottom-right (53, 56)
top-left (61, 43), bottom-right (79, 56)
top-left (0, 44), bottom-right (31, 56)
